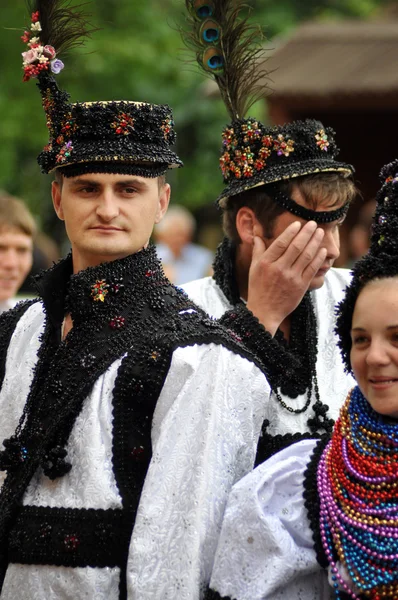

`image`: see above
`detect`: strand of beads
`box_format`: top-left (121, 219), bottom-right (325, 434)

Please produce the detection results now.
top-left (317, 387), bottom-right (398, 599)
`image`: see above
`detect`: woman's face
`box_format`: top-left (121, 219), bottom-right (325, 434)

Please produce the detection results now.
top-left (351, 278), bottom-right (398, 417)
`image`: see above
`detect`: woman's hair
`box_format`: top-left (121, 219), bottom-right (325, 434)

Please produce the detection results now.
top-left (335, 159), bottom-right (398, 373)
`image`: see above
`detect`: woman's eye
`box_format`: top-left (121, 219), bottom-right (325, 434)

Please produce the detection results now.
top-left (352, 336), bottom-right (368, 345)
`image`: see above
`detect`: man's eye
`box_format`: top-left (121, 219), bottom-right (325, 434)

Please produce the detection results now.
top-left (123, 187), bottom-right (136, 194)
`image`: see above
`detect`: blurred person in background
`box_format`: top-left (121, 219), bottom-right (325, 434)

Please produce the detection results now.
top-left (154, 205), bottom-right (213, 284)
top-left (0, 192), bottom-right (35, 312)
top-left (348, 198), bottom-right (376, 266)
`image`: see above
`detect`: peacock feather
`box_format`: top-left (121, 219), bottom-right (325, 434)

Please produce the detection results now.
top-left (181, 0), bottom-right (271, 120)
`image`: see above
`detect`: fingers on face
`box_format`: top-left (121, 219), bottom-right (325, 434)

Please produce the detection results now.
top-left (265, 221), bottom-right (302, 261)
top-left (302, 247), bottom-right (328, 282)
top-left (280, 221), bottom-right (323, 267)
top-left (291, 225), bottom-right (325, 273)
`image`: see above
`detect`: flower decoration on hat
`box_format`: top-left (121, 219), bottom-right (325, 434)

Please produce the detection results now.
top-left (315, 129), bottom-right (329, 152)
top-left (21, 10), bottom-right (64, 81)
top-left (273, 134), bottom-right (295, 157)
top-left (111, 112), bottom-right (135, 136)
top-left (16, 0), bottom-right (183, 177)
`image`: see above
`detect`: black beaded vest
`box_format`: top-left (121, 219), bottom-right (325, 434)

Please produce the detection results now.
top-left (0, 246), bottom-right (257, 598)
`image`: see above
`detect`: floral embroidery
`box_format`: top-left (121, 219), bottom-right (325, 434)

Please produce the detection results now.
top-left (90, 280), bottom-right (109, 302)
top-left (56, 141), bottom-right (73, 164)
top-left (273, 134), bottom-right (295, 157)
top-left (315, 129), bottom-right (330, 151)
top-left (161, 118), bottom-right (173, 140)
top-left (109, 316), bottom-right (126, 329)
top-left (241, 120), bottom-right (261, 144)
top-left (111, 112), bottom-right (135, 135)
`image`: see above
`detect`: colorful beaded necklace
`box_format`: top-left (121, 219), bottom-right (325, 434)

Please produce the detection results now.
top-left (318, 386), bottom-right (398, 599)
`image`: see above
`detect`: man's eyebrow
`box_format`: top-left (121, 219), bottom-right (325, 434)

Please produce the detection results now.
top-left (69, 178), bottom-right (100, 187)
top-left (115, 178), bottom-right (149, 189)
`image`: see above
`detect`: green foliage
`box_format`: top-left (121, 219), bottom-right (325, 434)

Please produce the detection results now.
top-left (0, 0), bottom-right (389, 239)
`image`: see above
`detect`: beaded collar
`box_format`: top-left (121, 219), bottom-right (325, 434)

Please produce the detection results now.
top-left (317, 386), bottom-right (398, 599)
top-left (35, 245), bottom-right (164, 327)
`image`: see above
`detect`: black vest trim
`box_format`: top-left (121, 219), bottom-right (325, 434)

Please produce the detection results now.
top-left (204, 589), bottom-right (233, 600)
top-left (0, 249), bottom-right (263, 596)
top-left (0, 300), bottom-right (37, 390)
top-left (7, 506), bottom-right (129, 569)
top-left (303, 435), bottom-right (330, 569)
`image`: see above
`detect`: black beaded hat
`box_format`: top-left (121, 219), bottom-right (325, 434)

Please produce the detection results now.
top-left (181, 0), bottom-right (353, 208)
top-left (21, 1), bottom-right (182, 178)
top-left (218, 118), bottom-right (353, 206)
top-left (336, 159), bottom-right (398, 373)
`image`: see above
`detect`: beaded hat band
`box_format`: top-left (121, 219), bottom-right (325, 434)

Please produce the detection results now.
top-left (21, 3), bottom-right (182, 177)
top-left (265, 186), bottom-right (350, 224)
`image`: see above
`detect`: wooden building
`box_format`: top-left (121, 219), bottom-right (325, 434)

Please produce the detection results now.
top-left (262, 20), bottom-right (398, 204)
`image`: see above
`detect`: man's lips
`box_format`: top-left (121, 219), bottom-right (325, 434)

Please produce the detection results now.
top-left (316, 265), bottom-right (330, 275)
top-left (89, 226), bottom-right (124, 231)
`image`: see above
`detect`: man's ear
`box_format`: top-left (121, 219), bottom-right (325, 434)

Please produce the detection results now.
top-left (155, 183), bottom-right (171, 224)
top-left (52, 181), bottom-right (64, 221)
top-left (236, 206), bottom-right (262, 244)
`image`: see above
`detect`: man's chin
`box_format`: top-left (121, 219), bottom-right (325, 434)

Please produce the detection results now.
top-left (309, 273), bottom-right (327, 290)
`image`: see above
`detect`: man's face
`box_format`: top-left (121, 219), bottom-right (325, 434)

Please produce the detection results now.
top-left (52, 172), bottom-right (170, 272)
top-left (260, 185), bottom-right (345, 290)
top-left (0, 227), bottom-right (33, 301)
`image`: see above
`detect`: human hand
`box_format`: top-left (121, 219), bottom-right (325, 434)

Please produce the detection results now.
top-left (246, 221), bottom-right (326, 335)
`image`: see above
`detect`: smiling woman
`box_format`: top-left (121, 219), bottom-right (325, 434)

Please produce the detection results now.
top-left (205, 159), bottom-right (398, 600)
top-left (350, 278), bottom-right (398, 418)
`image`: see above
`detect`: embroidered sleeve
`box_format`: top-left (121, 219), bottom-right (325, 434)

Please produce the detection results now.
top-left (126, 343), bottom-right (268, 599)
top-left (219, 304), bottom-right (299, 388)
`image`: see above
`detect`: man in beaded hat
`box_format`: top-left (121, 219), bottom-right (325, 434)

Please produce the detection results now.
top-left (203, 159), bottom-right (398, 600)
top-left (0, 3), bottom-right (272, 599)
top-left (181, 0), bottom-right (358, 461)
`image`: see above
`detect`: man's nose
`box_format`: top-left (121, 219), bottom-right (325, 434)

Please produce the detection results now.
top-left (323, 230), bottom-right (340, 261)
top-left (1, 249), bottom-right (20, 270)
top-left (96, 191), bottom-right (120, 221)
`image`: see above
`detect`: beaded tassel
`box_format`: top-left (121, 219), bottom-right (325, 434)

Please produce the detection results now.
top-left (318, 387), bottom-right (398, 599)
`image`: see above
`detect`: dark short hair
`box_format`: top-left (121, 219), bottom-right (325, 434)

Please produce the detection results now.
top-left (222, 172), bottom-right (358, 243)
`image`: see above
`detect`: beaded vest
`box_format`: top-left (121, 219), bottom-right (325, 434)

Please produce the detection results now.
top-left (0, 246), bottom-right (257, 598)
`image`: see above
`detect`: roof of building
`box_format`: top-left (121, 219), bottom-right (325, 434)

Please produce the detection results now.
top-left (260, 21), bottom-right (398, 99)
